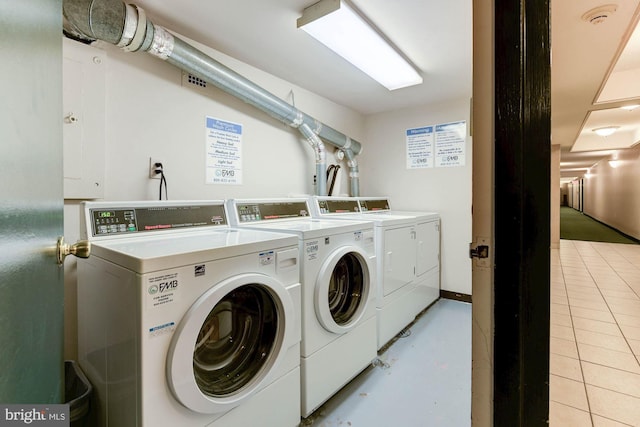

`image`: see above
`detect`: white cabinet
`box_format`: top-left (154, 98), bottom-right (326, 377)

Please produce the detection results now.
top-left (63, 37), bottom-right (106, 199)
top-left (416, 219), bottom-right (440, 278)
top-left (380, 225), bottom-right (417, 297)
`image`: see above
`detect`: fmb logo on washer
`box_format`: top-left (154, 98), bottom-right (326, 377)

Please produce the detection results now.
top-left (148, 275), bottom-right (179, 295)
top-left (158, 280), bottom-right (178, 293)
top-left (147, 272), bottom-right (179, 309)
top-left (148, 280), bottom-right (178, 294)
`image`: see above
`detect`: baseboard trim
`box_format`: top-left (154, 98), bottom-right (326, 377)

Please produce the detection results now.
top-left (440, 290), bottom-right (472, 303)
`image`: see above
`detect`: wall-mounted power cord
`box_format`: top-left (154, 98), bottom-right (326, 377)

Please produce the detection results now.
top-left (152, 162), bottom-right (168, 200)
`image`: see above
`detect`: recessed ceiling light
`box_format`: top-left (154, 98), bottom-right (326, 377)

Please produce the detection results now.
top-left (620, 105), bottom-right (640, 111)
top-left (592, 126), bottom-right (619, 137)
top-left (608, 160), bottom-right (622, 168)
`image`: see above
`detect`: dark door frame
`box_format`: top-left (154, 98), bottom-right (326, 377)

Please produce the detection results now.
top-left (494, 0), bottom-right (551, 425)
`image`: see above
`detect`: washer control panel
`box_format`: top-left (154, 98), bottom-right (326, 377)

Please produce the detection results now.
top-left (90, 204), bottom-right (227, 236)
top-left (316, 199), bottom-right (360, 214)
top-left (358, 199), bottom-right (390, 212)
top-left (236, 201), bottom-right (309, 223)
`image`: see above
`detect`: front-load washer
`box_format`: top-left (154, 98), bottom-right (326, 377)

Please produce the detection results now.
top-left (357, 197), bottom-right (441, 314)
top-left (308, 196), bottom-right (433, 349)
top-left (77, 200), bottom-right (301, 427)
top-left (225, 198), bottom-right (377, 417)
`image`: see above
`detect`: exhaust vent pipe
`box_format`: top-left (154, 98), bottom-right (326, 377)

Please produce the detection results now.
top-left (63, 0), bottom-right (363, 196)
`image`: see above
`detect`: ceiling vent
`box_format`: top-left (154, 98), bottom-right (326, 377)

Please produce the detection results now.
top-left (581, 4), bottom-right (618, 25)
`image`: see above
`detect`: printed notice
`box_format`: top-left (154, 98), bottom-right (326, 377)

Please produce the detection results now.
top-left (305, 240), bottom-right (319, 261)
top-left (435, 121), bottom-right (466, 167)
top-left (206, 117), bottom-right (243, 185)
top-left (406, 126), bottom-right (434, 169)
top-left (147, 272), bottom-right (179, 309)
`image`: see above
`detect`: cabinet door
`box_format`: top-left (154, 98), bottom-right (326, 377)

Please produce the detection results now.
top-left (416, 220), bottom-right (440, 277)
top-left (381, 226), bottom-right (416, 296)
top-left (63, 37), bottom-right (106, 199)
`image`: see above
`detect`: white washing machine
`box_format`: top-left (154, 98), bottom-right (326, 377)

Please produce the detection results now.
top-left (309, 196), bottom-right (438, 349)
top-left (77, 201), bottom-right (301, 427)
top-left (225, 198), bottom-right (377, 417)
top-left (357, 197), bottom-right (441, 315)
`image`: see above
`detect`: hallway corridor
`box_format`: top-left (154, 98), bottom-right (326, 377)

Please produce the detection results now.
top-left (550, 240), bottom-right (640, 426)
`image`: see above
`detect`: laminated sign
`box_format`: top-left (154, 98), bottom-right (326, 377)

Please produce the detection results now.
top-left (406, 120), bottom-right (466, 169)
top-left (435, 121), bottom-right (466, 167)
top-left (205, 116), bottom-right (243, 185)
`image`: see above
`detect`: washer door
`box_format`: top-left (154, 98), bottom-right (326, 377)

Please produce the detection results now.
top-left (315, 246), bottom-right (371, 334)
top-left (166, 273), bottom-right (295, 414)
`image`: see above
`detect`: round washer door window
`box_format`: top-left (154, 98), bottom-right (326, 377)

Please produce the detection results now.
top-left (193, 284), bottom-right (276, 396)
top-left (315, 246), bottom-right (371, 334)
top-left (166, 273), bottom-right (295, 414)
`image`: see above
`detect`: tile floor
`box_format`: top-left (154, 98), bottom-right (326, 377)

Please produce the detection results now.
top-left (550, 240), bottom-right (640, 426)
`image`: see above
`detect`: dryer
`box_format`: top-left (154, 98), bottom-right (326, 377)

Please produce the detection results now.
top-left (309, 196), bottom-right (437, 349)
top-left (77, 201), bottom-right (301, 427)
top-left (225, 198), bottom-right (377, 417)
top-left (357, 197), bottom-right (441, 315)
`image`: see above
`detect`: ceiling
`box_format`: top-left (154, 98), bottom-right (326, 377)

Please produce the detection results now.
top-left (553, 1), bottom-right (640, 182)
top-left (132, 0), bottom-right (640, 181)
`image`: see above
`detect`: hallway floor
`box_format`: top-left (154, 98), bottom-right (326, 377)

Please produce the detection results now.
top-left (550, 240), bottom-right (640, 426)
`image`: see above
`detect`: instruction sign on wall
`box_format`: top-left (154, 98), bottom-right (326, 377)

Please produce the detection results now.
top-left (435, 121), bottom-right (466, 167)
top-left (406, 120), bottom-right (466, 169)
top-left (205, 116), bottom-right (243, 185)
top-left (406, 126), bottom-right (434, 169)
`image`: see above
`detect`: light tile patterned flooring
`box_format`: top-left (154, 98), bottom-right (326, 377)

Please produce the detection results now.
top-left (550, 240), bottom-right (640, 426)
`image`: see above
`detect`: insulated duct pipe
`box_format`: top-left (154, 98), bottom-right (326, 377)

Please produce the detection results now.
top-left (63, 0), bottom-right (362, 196)
top-left (343, 150), bottom-right (361, 197)
top-left (298, 123), bottom-right (327, 197)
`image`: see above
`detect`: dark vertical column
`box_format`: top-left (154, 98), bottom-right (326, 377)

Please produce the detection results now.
top-left (494, 0), bottom-right (551, 425)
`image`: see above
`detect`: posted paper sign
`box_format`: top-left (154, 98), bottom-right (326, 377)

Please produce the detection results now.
top-left (435, 121), bottom-right (466, 167)
top-left (206, 117), bottom-right (243, 185)
top-left (406, 126), bottom-right (434, 169)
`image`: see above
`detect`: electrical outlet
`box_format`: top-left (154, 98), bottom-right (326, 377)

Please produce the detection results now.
top-left (149, 157), bottom-right (163, 179)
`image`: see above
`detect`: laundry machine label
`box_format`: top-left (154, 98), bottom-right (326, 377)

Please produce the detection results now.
top-left (306, 240), bottom-right (319, 261)
top-left (148, 321), bottom-right (176, 338)
top-left (146, 272), bottom-right (180, 309)
top-left (259, 250), bottom-right (275, 265)
top-left (354, 231), bottom-right (362, 241)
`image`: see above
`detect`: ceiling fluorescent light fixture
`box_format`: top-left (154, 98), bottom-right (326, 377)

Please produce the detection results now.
top-left (297, 0), bottom-right (423, 90)
top-left (592, 126), bottom-right (619, 137)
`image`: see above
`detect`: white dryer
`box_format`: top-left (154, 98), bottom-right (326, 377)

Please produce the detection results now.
top-left (357, 197), bottom-right (441, 315)
top-left (309, 196), bottom-right (438, 349)
top-left (225, 198), bottom-right (377, 417)
top-left (77, 201), bottom-right (301, 427)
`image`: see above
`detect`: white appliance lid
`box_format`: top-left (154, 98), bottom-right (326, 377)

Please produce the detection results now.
top-left (90, 228), bottom-right (298, 273)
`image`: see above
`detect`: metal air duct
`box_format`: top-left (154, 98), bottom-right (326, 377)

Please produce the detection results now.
top-left (63, 0), bottom-right (363, 196)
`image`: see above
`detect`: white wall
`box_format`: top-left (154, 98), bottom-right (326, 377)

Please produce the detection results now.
top-left (358, 98), bottom-right (472, 295)
top-left (551, 145), bottom-right (560, 248)
top-left (583, 145), bottom-right (640, 239)
top-left (101, 38), bottom-right (364, 201)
